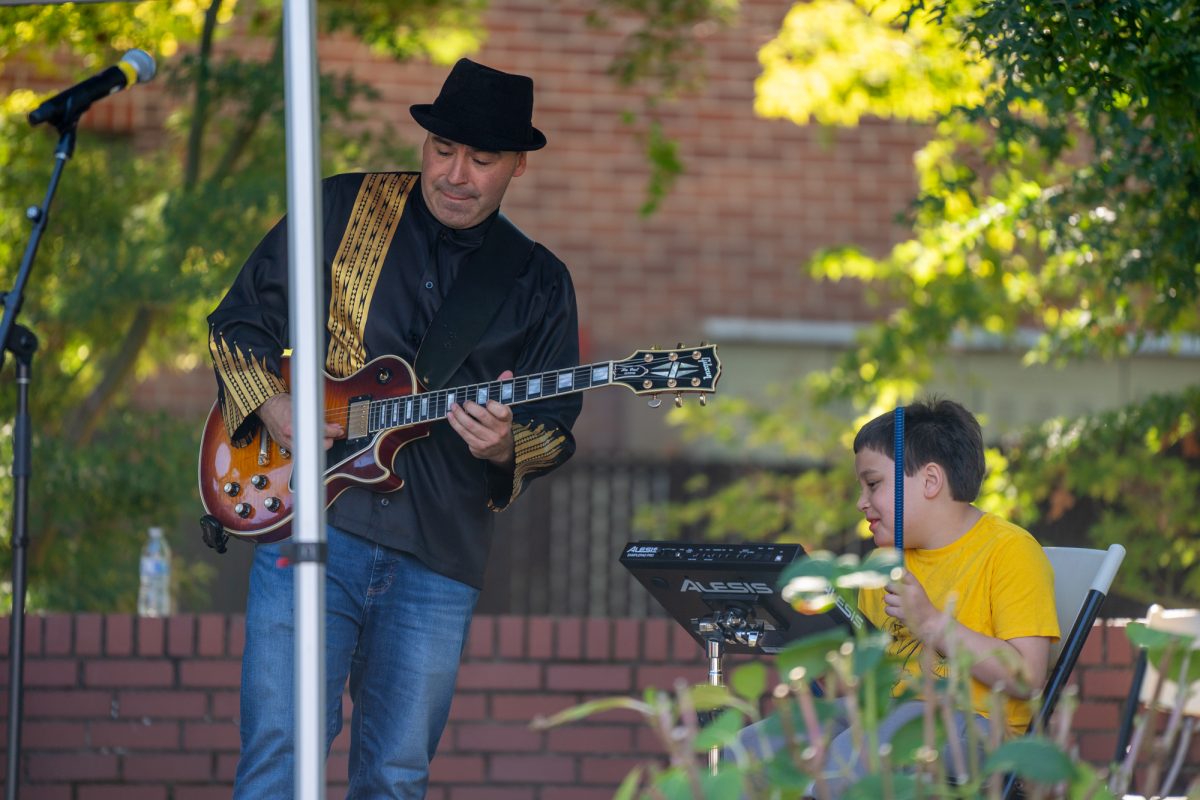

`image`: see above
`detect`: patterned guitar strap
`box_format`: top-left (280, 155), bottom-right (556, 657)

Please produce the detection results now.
top-left (326, 172), bottom-right (534, 388)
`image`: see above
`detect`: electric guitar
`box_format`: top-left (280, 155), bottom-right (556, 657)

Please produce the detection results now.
top-left (197, 344), bottom-right (721, 543)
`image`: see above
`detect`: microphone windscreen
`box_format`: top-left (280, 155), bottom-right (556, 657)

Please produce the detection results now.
top-left (122, 49), bottom-right (157, 84)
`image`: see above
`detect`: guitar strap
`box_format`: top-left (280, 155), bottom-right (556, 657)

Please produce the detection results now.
top-left (414, 211), bottom-right (535, 390)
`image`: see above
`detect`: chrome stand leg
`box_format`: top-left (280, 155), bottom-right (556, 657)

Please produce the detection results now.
top-left (707, 637), bottom-right (724, 775)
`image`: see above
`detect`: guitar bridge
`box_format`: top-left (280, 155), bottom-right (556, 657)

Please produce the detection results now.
top-left (347, 396), bottom-right (371, 440)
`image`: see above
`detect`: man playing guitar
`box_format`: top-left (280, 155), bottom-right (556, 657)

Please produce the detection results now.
top-left (206, 58), bottom-right (581, 799)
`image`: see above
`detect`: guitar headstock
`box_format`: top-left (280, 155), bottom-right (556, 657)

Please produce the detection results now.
top-left (611, 344), bottom-right (721, 406)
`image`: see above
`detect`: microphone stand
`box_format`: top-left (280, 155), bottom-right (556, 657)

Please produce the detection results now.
top-left (2, 117), bottom-right (77, 800)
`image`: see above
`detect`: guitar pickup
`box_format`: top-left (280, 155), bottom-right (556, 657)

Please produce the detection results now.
top-left (346, 395), bottom-right (371, 440)
top-left (258, 430), bottom-right (272, 465)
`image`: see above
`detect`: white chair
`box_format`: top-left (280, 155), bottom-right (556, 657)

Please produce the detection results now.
top-left (1002, 544), bottom-right (1126, 799)
top-left (1034, 545), bottom-right (1127, 730)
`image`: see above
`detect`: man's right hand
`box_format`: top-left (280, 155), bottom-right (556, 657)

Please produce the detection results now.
top-left (257, 393), bottom-right (344, 451)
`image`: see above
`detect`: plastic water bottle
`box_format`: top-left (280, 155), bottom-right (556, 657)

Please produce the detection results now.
top-left (137, 526), bottom-right (172, 617)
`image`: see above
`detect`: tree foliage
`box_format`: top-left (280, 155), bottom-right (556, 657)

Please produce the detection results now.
top-left (656, 0), bottom-right (1200, 607)
top-left (588, 0), bottom-right (740, 214)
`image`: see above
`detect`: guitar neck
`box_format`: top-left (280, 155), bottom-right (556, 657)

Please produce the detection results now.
top-left (368, 361), bottom-right (613, 433)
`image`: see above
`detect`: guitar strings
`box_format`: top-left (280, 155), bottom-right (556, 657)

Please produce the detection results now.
top-left (286, 353), bottom-right (707, 424)
top-left (307, 362), bottom-right (617, 421)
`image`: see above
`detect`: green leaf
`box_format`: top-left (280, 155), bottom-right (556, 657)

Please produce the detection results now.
top-left (983, 736), bottom-right (1075, 784)
top-left (731, 661), bottom-right (769, 702)
top-left (530, 696), bottom-right (652, 729)
top-left (780, 551), bottom-right (838, 584)
top-left (843, 772), bottom-right (920, 800)
top-left (693, 708), bottom-right (750, 752)
top-left (613, 763), bottom-right (644, 800)
top-left (700, 766), bottom-right (749, 799)
top-left (686, 683), bottom-right (758, 721)
top-left (1126, 621), bottom-right (1195, 651)
top-left (690, 683), bottom-right (737, 711)
top-left (764, 748), bottom-right (816, 790)
top-left (652, 766), bottom-right (747, 800)
top-left (1068, 760), bottom-right (1116, 800)
top-left (776, 628), bottom-right (852, 680)
top-left (1126, 621), bottom-right (1200, 684)
top-left (852, 632), bottom-right (893, 678)
top-left (886, 708), bottom-right (945, 766)
top-left (648, 768), bottom-right (695, 800)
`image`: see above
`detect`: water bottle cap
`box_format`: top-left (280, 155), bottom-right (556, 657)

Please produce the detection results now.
top-left (149, 526), bottom-right (164, 537)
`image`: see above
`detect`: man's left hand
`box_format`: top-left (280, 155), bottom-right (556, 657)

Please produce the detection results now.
top-left (448, 369), bottom-right (516, 468)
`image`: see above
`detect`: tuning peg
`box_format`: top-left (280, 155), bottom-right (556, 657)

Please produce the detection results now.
top-left (699, 395), bottom-right (707, 407)
top-left (700, 340), bottom-right (708, 346)
top-left (674, 393), bottom-right (683, 408)
top-left (676, 342), bottom-right (683, 349)
top-left (648, 394), bottom-right (662, 409)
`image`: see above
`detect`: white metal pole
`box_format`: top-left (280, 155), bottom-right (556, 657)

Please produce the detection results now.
top-left (282, 1), bottom-right (326, 799)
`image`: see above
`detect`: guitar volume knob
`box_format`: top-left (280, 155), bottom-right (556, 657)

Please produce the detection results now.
top-left (264, 497), bottom-right (281, 512)
top-left (251, 474), bottom-right (268, 490)
top-left (223, 482), bottom-right (240, 497)
top-left (234, 503), bottom-right (252, 518)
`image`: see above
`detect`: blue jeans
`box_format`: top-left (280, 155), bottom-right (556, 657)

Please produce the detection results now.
top-left (233, 524), bottom-right (479, 799)
top-left (736, 699), bottom-right (993, 795)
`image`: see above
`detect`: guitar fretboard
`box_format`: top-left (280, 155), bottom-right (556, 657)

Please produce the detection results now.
top-left (367, 361), bottom-right (613, 433)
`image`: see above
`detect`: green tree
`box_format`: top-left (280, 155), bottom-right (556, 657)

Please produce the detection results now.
top-left (653, 0), bottom-right (1200, 607)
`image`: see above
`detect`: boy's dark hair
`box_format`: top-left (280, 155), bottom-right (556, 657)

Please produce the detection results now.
top-left (853, 397), bottom-right (986, 502)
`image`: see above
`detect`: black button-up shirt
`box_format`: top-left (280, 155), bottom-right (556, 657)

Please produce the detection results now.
top-left (208, 172), bottom-right (582, 587)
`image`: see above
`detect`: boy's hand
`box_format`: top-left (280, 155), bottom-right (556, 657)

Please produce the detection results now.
top-left (886, 570), bottom-right (1051, 697)
top-left (884, 572), bottom-right (942, 644)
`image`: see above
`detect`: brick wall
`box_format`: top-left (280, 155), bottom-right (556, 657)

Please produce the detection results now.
top-left (2, 613), bottom-right (1191, 799)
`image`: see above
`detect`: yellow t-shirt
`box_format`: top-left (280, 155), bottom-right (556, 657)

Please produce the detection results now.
top-left (858, 512), bottom-right (1060, 734)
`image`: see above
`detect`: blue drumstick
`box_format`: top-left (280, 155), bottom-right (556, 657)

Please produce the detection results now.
top-left (894, 406), bottom-right (905, 562)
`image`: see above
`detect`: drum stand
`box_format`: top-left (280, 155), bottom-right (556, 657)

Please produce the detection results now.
top-left (692, 604), bottom-right (767, 774)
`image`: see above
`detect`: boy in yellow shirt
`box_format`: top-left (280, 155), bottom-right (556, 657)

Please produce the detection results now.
top-left (854, 398), bottom-right (1060, 736)
top-left (736, 399), bottom-right (1059, 793)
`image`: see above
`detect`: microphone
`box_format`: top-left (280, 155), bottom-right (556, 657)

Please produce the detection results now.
top-left (28, 49), bottom-right (157, 128)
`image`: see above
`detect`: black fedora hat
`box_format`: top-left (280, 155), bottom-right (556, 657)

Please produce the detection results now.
top-left (410, 58), bottom-right (546, 152)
